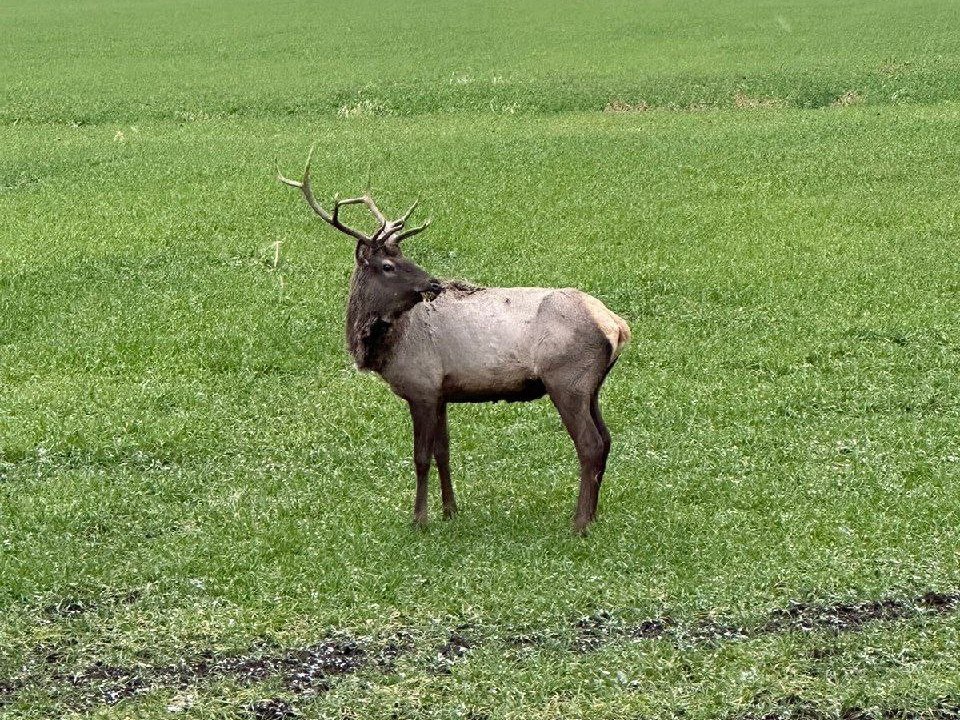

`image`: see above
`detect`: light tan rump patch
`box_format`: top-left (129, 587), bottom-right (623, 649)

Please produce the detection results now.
top-left (580, 293), bottom-right (631, 361)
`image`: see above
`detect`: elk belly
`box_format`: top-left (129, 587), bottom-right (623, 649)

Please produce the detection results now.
top-left (442, 376), bottom-right (547, 404)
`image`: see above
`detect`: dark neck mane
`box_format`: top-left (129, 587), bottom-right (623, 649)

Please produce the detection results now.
top-left (345, 269), bottom-right (410, 372)
top-left (346, 306), bottom-right (408, 372)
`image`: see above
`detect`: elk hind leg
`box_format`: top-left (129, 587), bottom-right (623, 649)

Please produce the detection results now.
top-left (589, 393), bottom-right (612, 522)
top-left (549, 388), bottom-right (605, 534)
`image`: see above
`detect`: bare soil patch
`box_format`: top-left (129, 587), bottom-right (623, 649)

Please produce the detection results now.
top-left (432, 630), bottom-right (474, 674)
top-left (248, 697), bottom-right (301, 719)
top-left (604, 99), bottom-right (650, 113)
top-left (571, 590), bottom-right (960, 652)
top-left (736, 694), bottom-right (960, 720)
top-left (0, 679), bottom-right (25, 708)
top-left (833, 90), bottom-right (864, 107)
top-left (733, 91), bottom-right (787, 109)
top-left (762, 592), bottom-right (959, 633)
top-left (42, 637), bottom-right (366, 709)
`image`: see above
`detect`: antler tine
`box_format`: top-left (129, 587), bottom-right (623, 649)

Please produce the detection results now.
top-left (328, 194), bottom-right (388, 239)
top-left (393, 218), bottom-right (432, 243)
top-left (380, 201), bottom-right (429, 245)
top-left (398, 199), bottom-right (419, 225)
top-left (276, 159), bottom-right (304, 189)
top-left (276, 142), bottom-right (318, 190)
top-left (358, 163), bottom-right (387, 230)
top-left (361, 194), bottom-right (387, 227)
top-left (331, 195), bottom-right (367, 225)
top-left (277, 146), bottom-right (372, 244)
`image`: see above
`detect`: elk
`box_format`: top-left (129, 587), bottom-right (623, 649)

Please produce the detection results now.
top-left (278, 149), bottom-right (631, 533)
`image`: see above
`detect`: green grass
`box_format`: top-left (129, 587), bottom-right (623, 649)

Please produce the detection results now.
top-left (2, 1), bottom-right (960, 718)
top-left (3, 0), bottom-right (960, 122)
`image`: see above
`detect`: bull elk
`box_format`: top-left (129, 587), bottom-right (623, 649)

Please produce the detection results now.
top-left (278, 149), bottom-right (631, 533)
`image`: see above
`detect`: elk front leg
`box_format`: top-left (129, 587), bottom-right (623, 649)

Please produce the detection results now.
top-left (409, 400), bottom-right (439, 527)
top-left (434, 403), bottom-right (458, 518)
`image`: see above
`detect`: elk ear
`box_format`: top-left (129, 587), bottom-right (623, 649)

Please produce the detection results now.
top-left (355, 241), bottom-right (374, 264)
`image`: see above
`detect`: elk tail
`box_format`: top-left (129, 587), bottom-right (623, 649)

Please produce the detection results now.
top-left (609, 312), bottom-right (631, 363)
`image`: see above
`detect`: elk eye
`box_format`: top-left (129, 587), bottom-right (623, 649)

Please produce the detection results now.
top-left (382, 262), bottom-right (395, 273)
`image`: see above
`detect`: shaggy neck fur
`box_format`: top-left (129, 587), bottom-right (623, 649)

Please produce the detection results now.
top-left (346, 269), bottom-right (415, 372)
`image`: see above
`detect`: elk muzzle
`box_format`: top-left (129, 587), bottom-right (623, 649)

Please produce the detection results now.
top-left (420, 278), bottom-right (443, 300)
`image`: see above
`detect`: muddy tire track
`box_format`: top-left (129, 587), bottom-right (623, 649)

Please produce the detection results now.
top-left (566, 590), bottom-right (960, 652)
top-left (2, 590), bottom-right (958, 712)
top-left (39, 637), bottom-right (367, 709)
top-left (735, 693), bottom-right (960, 720)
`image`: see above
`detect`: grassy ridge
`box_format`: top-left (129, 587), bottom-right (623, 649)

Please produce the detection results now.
top-left (3, 0), bottom-right (960, 123)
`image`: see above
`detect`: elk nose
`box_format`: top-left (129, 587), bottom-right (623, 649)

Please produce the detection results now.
top-left (428, 279), bottom-right (443, 293)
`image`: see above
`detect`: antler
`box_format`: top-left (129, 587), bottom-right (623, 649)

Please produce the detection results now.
top-left (277, 146), bottom-right (431, 246)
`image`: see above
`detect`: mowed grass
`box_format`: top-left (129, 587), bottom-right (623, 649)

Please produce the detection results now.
top-left (3, 0), bottom-right (960, 718)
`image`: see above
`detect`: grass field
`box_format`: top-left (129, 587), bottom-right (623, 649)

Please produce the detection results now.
top-left (3, 0), bottom-right (960, 718)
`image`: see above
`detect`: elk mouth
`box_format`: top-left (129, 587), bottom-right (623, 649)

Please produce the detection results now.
top-left (419, 279), bottom-right (444, 301)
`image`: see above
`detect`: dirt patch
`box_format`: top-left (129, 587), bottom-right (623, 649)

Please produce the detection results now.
top-left (170, 639), bottom-right (364, 696)
top-left (505, 631), bottom-right (550, 649)
top-left (763, 592), bottom-right (960, 634)
top-left (843, 703), bottom-right (960, 720)
top-left (736, 694), bottom-right (960, 720)
top-left (572, 611), bottom-right (749, 650)
top-left (248, 697), bottom-right (300, 719)
top-left (372, 630), bottom-right (416, 671)
top-left (604, 99), bottom-right (650, 113)
top-left (832, 90), bottom-right (864, 107)
top-left (0, 174), bottom-right (42, 193)
top-left (42, 637), bottom-right (366, 708)
top-left (879, 61), bottom-right (912, 77)
top-left (679, 618), bottom-right (750, 645)
top-left (54, 661), bottom-right (151, 706)
top-left (572, 611), bottom-right (677, 651)
top-left (438, 632), bottom-right (472, 660)
top-left (733, 91), bottom-right (787, 109)
top-left (5, 590), bottom-right (959, 711)
top-left (0, 679), bottom-right (24, 708)
top-left (432, 631), bottom-right (473, 674)
top-left (43, 598), bottom-right (96, 619)
top-left (571, 591), bottom-right (960, 652)
top-left (572, 611), bottom-right (620, 651)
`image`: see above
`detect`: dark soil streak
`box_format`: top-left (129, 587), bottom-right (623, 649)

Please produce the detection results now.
top-left (571, 591), bottom-right (960, 652)
top-left (762, 591), bottom-right (960, 634)
top-left (0, 678), bottom-right (25, 708)
top-left (248, 697), bottom-right (300, 719)
top-left (49, 638), bottom-right (365, 708)
top-left (736, 694), bottom-right (960, 720)
top-left (431, 631), bottom-right (474, 674)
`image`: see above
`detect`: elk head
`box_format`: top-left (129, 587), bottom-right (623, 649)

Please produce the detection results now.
top-left (277, 147), bottom-right (442, 321)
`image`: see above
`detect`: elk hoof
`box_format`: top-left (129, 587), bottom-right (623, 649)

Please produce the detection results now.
top-left (442, 503), bottom-right (458, 520)
top-left (412, 513), bottom-right (429, 530)
top-left (572, 517), bottom-right (592, 536)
